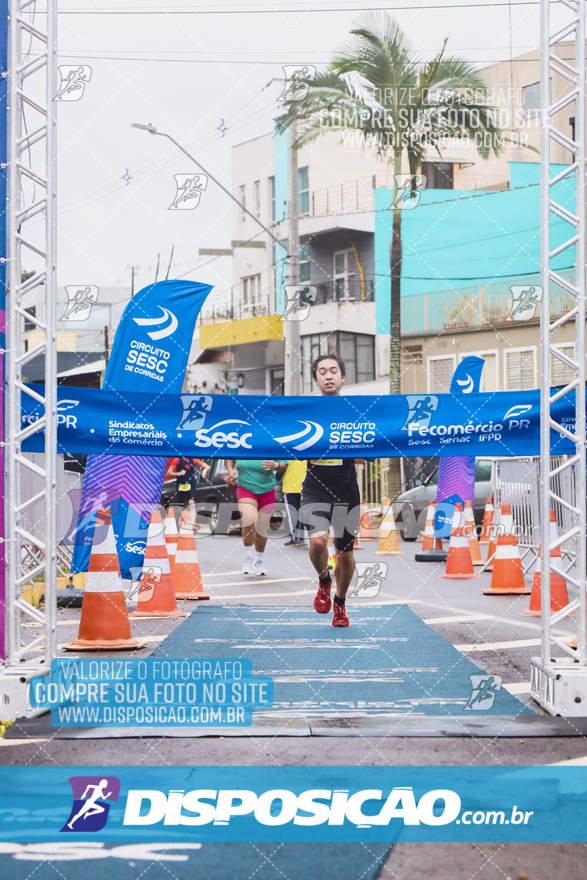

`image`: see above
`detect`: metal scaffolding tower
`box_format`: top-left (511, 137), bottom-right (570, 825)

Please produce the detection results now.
top-left (1, 1), bottom-right (57, 718)
top-left (531, 0), bottom-right (587, 714)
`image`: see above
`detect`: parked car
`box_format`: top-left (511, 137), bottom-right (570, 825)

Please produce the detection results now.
top-left (396, 458), bottom-right (494, 541)
top-left (160, 458), bottom-right (286, 533)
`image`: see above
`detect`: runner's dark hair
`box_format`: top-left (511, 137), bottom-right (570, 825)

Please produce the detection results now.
top-left (312, 352), bottom-right (346, 380)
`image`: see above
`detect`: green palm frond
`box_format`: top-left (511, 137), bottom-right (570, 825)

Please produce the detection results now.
top-left (277, 11), bottom-right (505, 162)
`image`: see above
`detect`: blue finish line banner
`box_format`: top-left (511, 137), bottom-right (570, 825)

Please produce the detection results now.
top-left (21, 385), bottom-right (576, 458)
top-left (0, 766), bottom-right (585, 842)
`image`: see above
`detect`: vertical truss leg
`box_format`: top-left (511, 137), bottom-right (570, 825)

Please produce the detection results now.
top-left (1, 2), bottom-right (57, 717)
top-left (531, 0), bottom-right (587, 715)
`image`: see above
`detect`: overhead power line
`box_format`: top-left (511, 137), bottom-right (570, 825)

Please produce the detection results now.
top-left (56, 3), bottom-right (551, 14)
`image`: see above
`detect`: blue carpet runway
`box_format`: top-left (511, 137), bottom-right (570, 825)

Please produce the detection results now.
top-left (152, 604), bottom-right (530, 719)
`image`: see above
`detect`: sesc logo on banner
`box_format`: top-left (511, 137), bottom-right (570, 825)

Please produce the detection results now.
top-left (175, 395), bottom-right (254, 450)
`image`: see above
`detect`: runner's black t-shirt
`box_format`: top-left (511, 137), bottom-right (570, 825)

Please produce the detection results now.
top-left (303, 458), bottom-right (357, 492)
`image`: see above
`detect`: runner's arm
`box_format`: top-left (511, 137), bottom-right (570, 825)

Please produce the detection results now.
top-left (193, 458), bottom-right (211, 479)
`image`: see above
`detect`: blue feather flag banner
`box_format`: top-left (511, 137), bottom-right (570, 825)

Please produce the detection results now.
top-left (71, 279), bottom-right (212, 578)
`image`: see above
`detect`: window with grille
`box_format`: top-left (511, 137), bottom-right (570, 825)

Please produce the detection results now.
top-left (239, 184), bottom-right (246, 221)
top-left (505, 348), bottom-right (535, 390)
top-left (301, 331), bottom-right (375, 392)
top-left (428, 356), bottom-right (455, 393)
top-left (253, 180), bottom-right (260, 218)
top-left (551, 344), bottom-right (575, 387)
top-left (421, 162), bottom-right (454, 189)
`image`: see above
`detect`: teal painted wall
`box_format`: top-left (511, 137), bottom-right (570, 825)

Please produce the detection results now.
top-left (373, 162), bottom-right (576, 335)
top-left (274, 124), bottom-right (289, 312)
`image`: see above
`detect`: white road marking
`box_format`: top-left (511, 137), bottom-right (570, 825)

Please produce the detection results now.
top-left (205, 577), bottom-right (312, 589)
top-left (423, 614), bottom-right (494, 625)
top-left (455, 638), bottom-right (541, 652)
top-left (214, 589), bottom-right (315, 600)
top-left (503, 682), bottom-right (531, 695)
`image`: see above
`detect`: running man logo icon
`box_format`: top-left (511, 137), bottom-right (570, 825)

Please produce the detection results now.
top-left (169, 174), bottom-right (208, 210)
top-left (54, 66), bottom-right (92, 101)
top-left (464, 674), bottom-right (503, 711)
top-left (400, 395), bottom-right (439, 431)
top-left (61, 776), bottom-right (121, 832)
top-left (390, 173), bottom-right (427, 210)
top-left (507, 285), bottom-right (543, 321)
top-left (348, 562), bottom-right (388, 598)
top-left (280, 65), bottom-right (316, 101)
top-left (175, 394), bottom-right (214, 431)
top-left (127, 567), bottom-right (161, 604)
top-left (281, 285), bottom-right (318, 321)
top-left (62, 286), bottom-right (99, 322)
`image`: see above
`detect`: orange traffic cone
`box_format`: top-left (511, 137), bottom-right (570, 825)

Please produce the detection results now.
top-left (482, 504), bottom-right (529, 595)
top-left (464, 500), bottom-right (484, 566)
top-left (521, 510), bottom-right (572, 616)
top-left (173, 515), bottom-right (209, 600)
top-left (64, 508), bottom-right (144, 651)
top-left (165, 506), bottom-right (178, 572)
top-left (130, 510), bottom-right (187, 618)
top-left (485, 520), bottom-right (499, 571)
top-left (440, 503), bottom-right (479, 579)
top-left (359, 502), bottom-right (375, 541)
top-left (479, 497), bottom-right (494, 544)
top-left (375, 501), bottom-right (402, 555)
top-left (353, 534), bottom-right (362, 550)
top-left (421, 500), bottom-right (443, 552)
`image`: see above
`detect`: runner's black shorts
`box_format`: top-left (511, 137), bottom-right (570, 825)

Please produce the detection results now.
top-left (300, 478), bottom-right (361, 552)
top-left (171, 486), bottom-right (197, 507)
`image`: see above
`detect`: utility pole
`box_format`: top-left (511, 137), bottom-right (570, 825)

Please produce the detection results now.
top-left (284, 118), bottom-right (302, 396)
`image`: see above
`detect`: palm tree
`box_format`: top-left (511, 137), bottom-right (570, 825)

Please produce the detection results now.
top-left (277, 11), bottom-right (504, 499)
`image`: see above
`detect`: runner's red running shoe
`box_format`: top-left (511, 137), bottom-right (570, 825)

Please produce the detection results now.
top-left (314, 577), bottom-right (332, 613)
top-left (332, 602), bottom-right (349, 627)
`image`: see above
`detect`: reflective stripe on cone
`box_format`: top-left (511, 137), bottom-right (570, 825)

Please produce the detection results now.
top-left (165, 506), bottom-right (178, 572)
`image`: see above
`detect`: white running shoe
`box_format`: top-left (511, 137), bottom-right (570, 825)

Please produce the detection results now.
top-left (242, 557), bottom-right (254, 574)
top-left (253, 559), bottom-right (267, 576)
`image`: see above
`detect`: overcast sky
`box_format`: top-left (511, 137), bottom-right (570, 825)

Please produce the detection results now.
top-left (54, 1), bottom-right (557, 309)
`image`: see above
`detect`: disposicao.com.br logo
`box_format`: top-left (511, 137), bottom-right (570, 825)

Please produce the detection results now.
top-left (121, 786), bottom-right (533, 829)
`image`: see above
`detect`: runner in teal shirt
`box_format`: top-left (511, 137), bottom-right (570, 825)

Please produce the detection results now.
top-left (226, 459), bottom-right (288, 576)
top-left (233, 459), bottom-right (288, 494)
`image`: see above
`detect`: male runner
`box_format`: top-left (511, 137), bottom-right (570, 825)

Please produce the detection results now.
top-left (301, 353), bottom-right (361, 627)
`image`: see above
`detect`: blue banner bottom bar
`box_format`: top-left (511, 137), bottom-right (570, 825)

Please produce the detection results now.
top-left (0, 767), bottom-right (585, 842)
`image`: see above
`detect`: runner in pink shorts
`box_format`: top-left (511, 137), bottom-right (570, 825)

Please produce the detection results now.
top-left (226, 459), bottom-right (288, 575)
